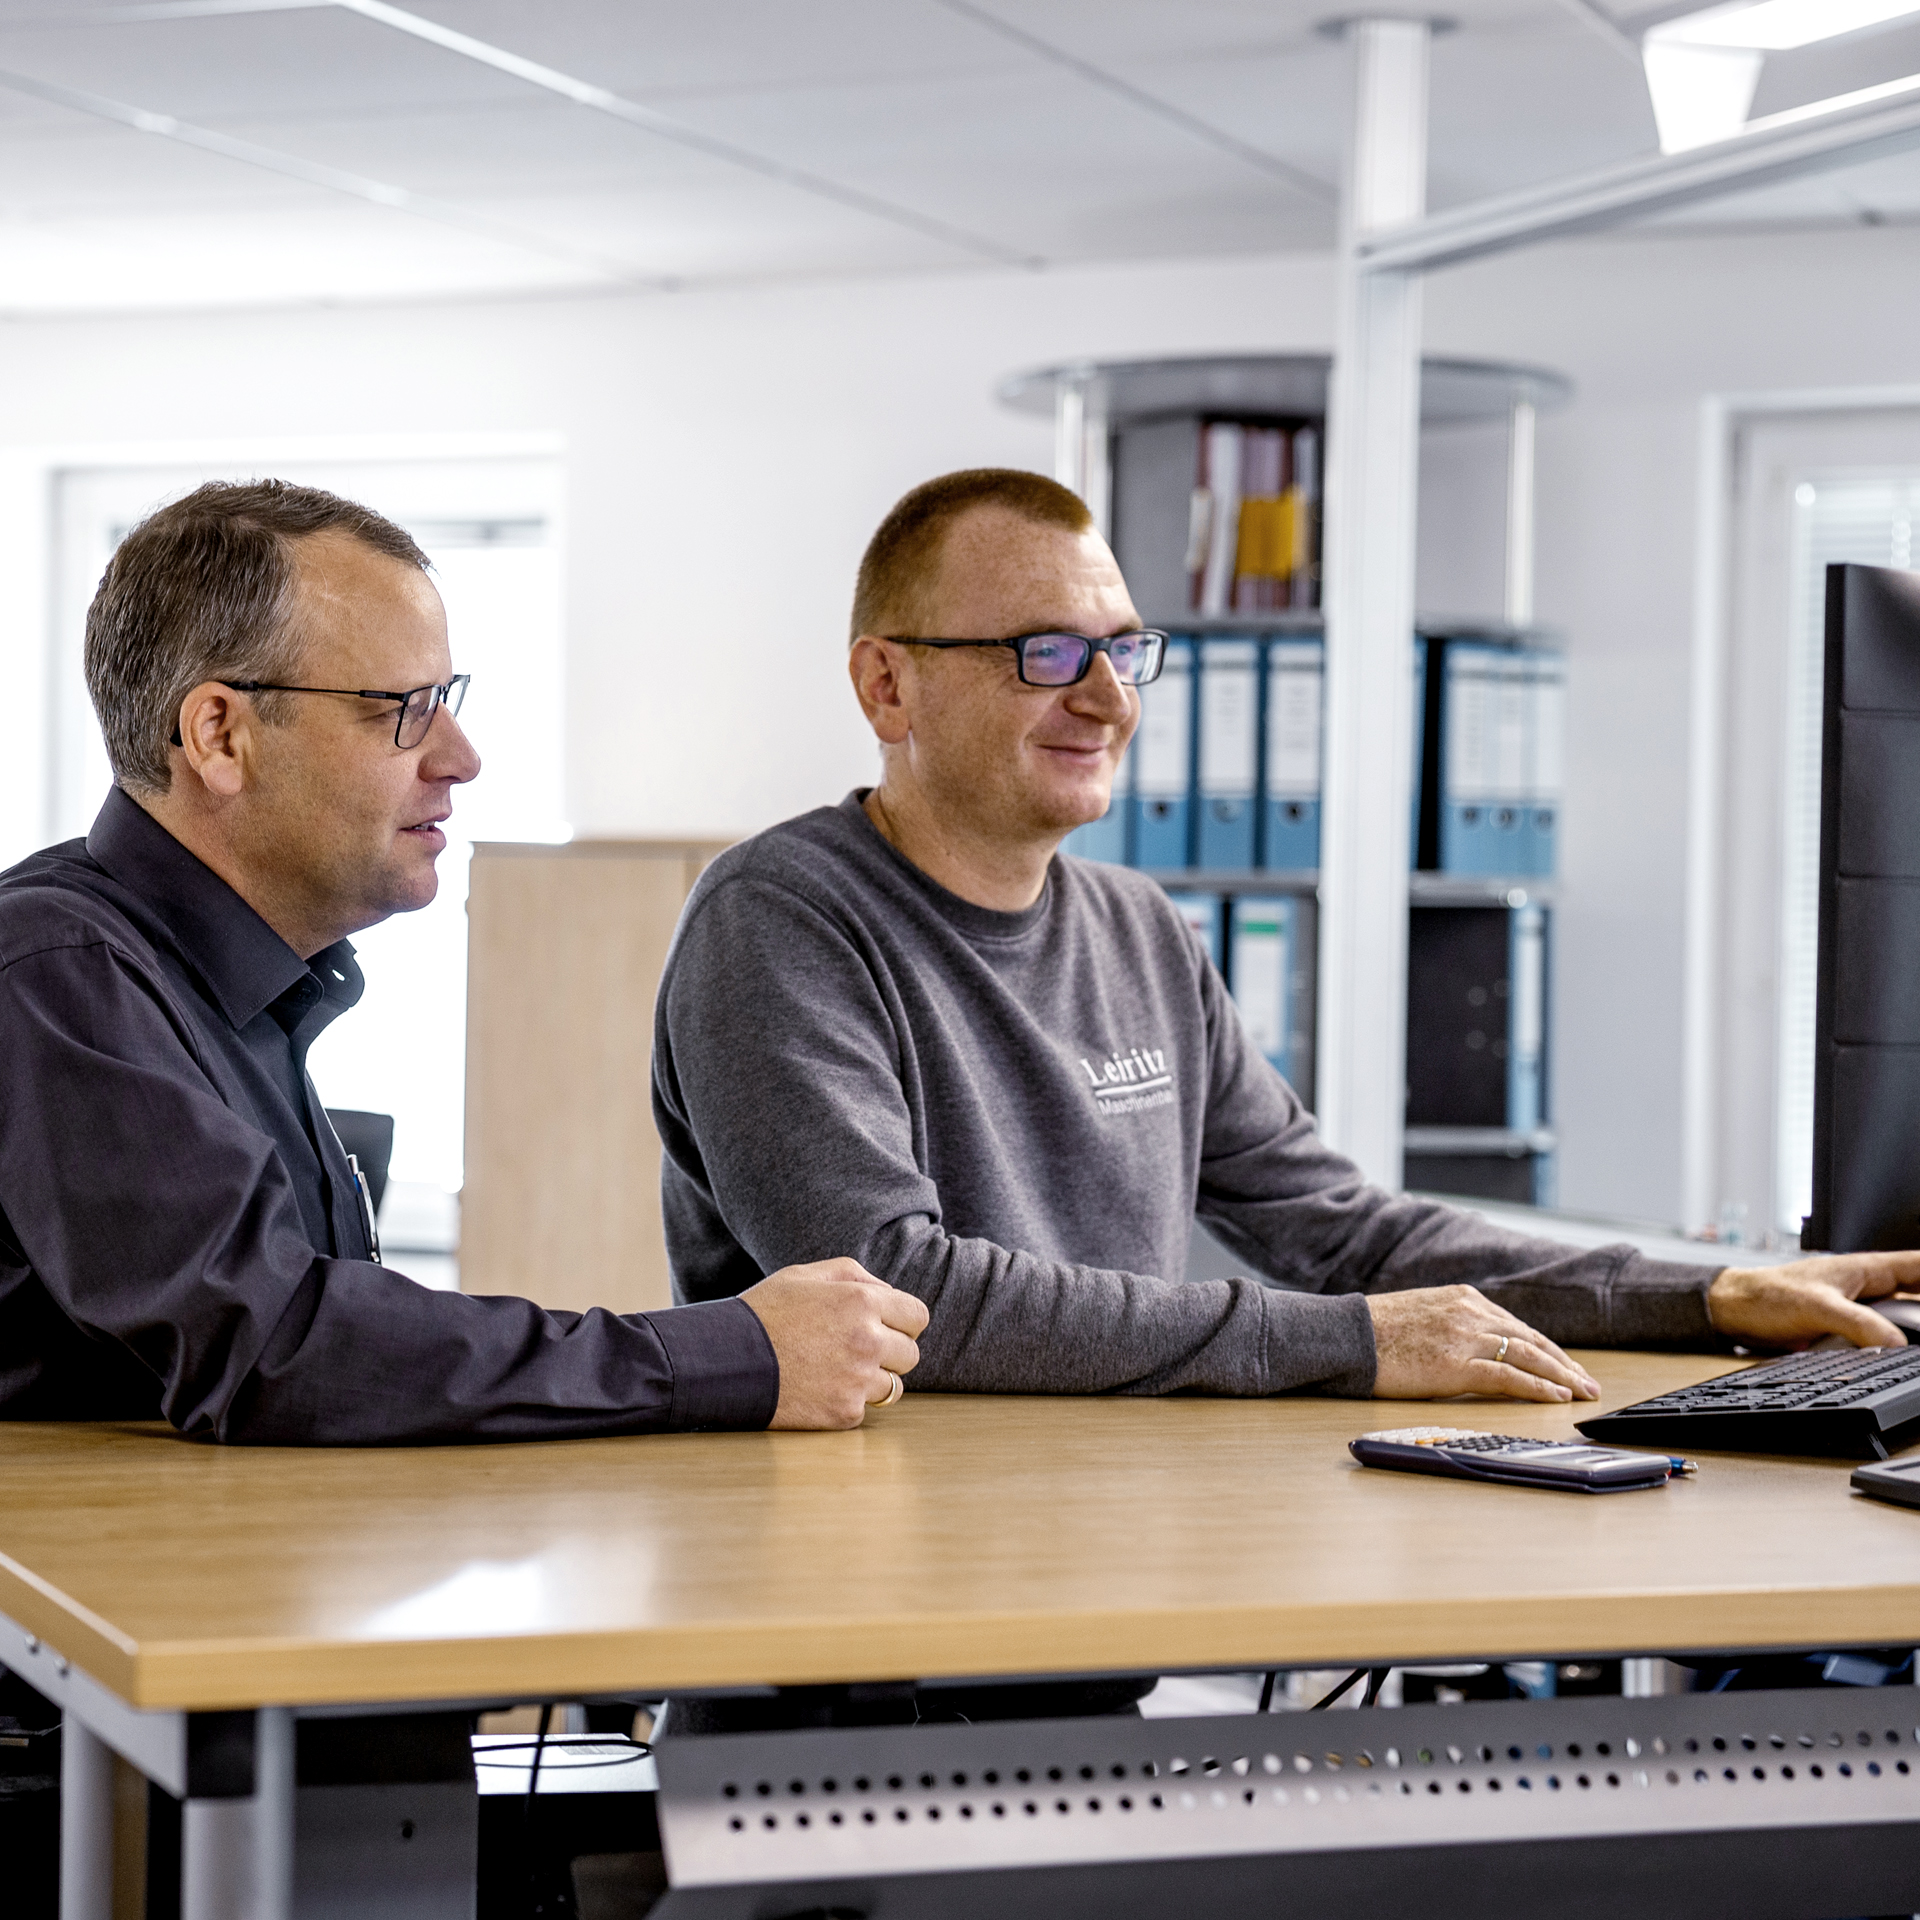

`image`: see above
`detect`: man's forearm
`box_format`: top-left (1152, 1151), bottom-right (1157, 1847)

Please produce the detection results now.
top-left (213, 1268), bottom-right (779, 1444)
top-left (870, 1219), bottom-right (1376, 1397)
top-left (1330, 1202), bottom-right (1722, 1350)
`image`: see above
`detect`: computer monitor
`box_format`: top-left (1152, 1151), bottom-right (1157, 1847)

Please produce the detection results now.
top-left (1804, 562), bottom-right (1920, 1251)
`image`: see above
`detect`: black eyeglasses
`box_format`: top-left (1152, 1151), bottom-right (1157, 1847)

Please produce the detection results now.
top-left (889, 629), bottom-right (1167, 688)
top-left (224, 675), bottom-right (471, 749)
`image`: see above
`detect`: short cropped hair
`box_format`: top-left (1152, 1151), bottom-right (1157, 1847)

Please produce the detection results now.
top-left (85, 479), bottom-right (430, 796)
top-left (850, 467), bottom-right (1092, 643)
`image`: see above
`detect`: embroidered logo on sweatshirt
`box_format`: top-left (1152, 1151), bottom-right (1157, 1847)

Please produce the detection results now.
top-left (1080, 1045), bottom-right (1177, 1115)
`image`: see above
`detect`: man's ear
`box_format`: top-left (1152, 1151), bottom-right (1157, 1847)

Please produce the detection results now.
top-left (849, 636), bottom-right (914, 746)
top-left (172, 681), bottom-right (252, 801)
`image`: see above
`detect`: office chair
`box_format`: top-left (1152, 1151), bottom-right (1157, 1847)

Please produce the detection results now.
top-left (324, 1109), bottom-right (395, 1214)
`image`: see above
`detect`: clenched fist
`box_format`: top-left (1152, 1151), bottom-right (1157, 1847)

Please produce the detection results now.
top-left (741, 1257), bottom-right (930, 1430)
top-left (1368, 1284), bottom-right (1600, 1403)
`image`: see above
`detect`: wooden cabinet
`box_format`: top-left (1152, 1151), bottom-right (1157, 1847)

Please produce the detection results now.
top-left (461, 839), bottom-right (729, 1314)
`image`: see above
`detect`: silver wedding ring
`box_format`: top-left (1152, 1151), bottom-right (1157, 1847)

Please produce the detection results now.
top-left (1494, 1335), bottom-right (1511, 1366)
top-left (873, 1371), bottom-right (904, 1408)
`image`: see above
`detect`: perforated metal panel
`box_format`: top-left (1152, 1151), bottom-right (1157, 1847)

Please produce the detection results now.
top-left (651, 1691), bottom-right (1920, 1919)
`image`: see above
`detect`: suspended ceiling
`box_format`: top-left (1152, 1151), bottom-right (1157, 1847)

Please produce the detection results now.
top-left (0, 0), bottom-right (1914, 312)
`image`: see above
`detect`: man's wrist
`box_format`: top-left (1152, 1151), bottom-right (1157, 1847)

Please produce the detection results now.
top-left (647, 1297), bottom-right (781, 1430)
top-left (1705, 1267), bottom-right (1749, 1337)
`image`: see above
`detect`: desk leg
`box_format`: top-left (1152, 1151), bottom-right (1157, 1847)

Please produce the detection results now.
top-left (181, 1708), bottom-right (294, 1920)
top-left (59, 1712), bottom-right (113, 1920)
top-left (255, 1708), bottom-right (293, 1920)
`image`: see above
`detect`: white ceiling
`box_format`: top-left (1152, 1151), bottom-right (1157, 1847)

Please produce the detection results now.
top-left (0, 0), bottom-right (1913, 312)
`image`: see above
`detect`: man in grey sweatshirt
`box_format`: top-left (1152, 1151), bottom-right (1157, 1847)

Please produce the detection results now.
top-left (654, 469), bottom-right (1920, 1413)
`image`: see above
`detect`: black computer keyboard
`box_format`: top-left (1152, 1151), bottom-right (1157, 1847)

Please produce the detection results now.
top-left (1578, 1345), bottom-right (1920, 1459)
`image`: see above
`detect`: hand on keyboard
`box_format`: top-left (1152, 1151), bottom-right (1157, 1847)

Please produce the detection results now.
top-left (1707, 1252), bottom-right (1920, 1352)
top-left (1367, 1285), bottom-right (1601, 1404)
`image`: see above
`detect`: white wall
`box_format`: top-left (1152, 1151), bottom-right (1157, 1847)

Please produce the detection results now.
top-left (4, 221), bottom-right (1914, 1225)
top-left (0, 254), bottom-right (1338, 853)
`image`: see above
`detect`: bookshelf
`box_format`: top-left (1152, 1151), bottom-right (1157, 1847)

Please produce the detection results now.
top-left (1001, 352), bottom-right (1572, 1205)
top-left (1144, 871), bottom-right (1557, 910)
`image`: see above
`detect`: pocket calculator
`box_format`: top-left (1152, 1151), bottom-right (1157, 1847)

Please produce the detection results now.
top-left (1350, 1427), bottom-right (1687, 1493)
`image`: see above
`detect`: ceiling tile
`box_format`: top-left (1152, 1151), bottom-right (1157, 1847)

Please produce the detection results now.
top-left (0, 0), bottom-right (1902, 312)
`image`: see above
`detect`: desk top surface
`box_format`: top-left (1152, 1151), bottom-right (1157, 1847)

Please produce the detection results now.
top-left (4, 1352), bottom-right (1918, 1712)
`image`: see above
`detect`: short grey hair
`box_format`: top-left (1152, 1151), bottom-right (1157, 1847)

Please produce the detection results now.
top-left (84, 478), bottom-right (431, 796)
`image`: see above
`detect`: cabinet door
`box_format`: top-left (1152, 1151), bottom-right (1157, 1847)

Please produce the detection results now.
top-left (463, 840), bottom-right (728, 1313)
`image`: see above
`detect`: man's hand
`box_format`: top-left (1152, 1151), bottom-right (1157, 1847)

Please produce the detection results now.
top-left (741, 1258), bottom-right (931, 1430)
top-left (1708, 1253), bottom-right (1920, 1351)
top-left (1368, 1285), bottom-right (1600, 1403)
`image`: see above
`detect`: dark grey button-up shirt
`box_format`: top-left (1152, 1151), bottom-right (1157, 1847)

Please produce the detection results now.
top-left (0, 789), bottom-right (777, 1443)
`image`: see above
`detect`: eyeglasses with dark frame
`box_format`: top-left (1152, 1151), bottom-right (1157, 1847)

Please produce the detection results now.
top-left (887, 629), bottom-right (1167, 688)
top-left (222, 674), bottom-right (471, 749)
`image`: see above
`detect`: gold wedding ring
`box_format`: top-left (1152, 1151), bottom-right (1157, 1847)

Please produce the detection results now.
top-left (1494, 1335), bottom-right (1511, 1366)
top-left (873, 1371), bottom-right (904, 1409)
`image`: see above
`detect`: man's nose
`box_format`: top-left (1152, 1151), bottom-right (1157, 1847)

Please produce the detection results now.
top-left (1070, 651), bottom-right (1135, 719)
top-left (421, 706), bottom-right (482, 784)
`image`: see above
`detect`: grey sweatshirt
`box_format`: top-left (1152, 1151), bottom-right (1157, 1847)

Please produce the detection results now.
top-left (652, 793), bottom-right (1722, 1396)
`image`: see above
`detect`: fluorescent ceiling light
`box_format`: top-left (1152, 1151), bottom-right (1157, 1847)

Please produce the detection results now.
top-left (1641, 39), bottom-right (1764, 150)
top-left (1653, 1), bottom-right (1920, 52)
top-left (1642, 0), bottom-right (1920, 151)
top-left (0, 62), bottom-right (656, 286)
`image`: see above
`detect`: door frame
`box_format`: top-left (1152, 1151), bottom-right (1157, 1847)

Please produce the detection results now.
top-left (1682, 385), bottom-right (1920, 1235)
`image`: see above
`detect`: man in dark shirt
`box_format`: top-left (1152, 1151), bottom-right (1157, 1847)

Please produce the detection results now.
top-left (0, 479), bottom-right (925, 1443)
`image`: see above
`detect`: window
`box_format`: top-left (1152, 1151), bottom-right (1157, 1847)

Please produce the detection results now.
top-left (1774, 476), bottom-right (1920, 1235)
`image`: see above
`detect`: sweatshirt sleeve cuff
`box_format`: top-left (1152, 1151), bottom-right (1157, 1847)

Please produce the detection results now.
top-left (1262, 1288), bottom-right (1378, 1397)
top-left (1608, 1254), bottom-right (1726, 1349)
top-left (644, 1296), bottom-right (780, 1430)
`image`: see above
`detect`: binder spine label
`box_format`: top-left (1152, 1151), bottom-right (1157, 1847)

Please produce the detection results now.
top-left (1491, 653), bottom-right (1530, 872)
top-left (1198, 638), bottom-right (1259, 870)
top-left (1528, 654), bottom-right (1565, 878)
top-left (1508, 903), bottom-right (1546, 1130)
top-left (1229, 896), bottom-right (1292, 1069)
top-left (1199, 639), bottom-right (1260, 796)
top-left (1134, 648), bottom-right (1191, 797)
top-left (1263, 638), bottom-right (1322, 872)
top-left (1442, 645), bottom-right (1504, 875)
top-left (1263, 642), bottom-right (1321, 793)
top-left (1131, 639), bottom-right (1194, 868)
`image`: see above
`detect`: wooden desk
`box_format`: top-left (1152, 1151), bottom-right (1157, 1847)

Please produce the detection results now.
top-left (9, 1351), bottom-right (1920, 1920)
top-left (4, 1351), bottom-right (1917, 1718)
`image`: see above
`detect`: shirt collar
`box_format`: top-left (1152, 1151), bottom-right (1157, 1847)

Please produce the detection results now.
top-left (841, 789), bottom-right (1054, 942)
top-left (86, 786), bottom-right (361, 1030)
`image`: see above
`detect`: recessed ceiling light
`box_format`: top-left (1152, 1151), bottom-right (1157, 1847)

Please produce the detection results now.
top-left (1640, 0), bottom-right (1920, 152)
top-left (1641, 39), bottom-right (1764, 151)
top-left (1651, 0), bottom-right (1920, 53)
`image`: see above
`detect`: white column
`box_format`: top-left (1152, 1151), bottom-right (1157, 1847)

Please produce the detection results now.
top-left (1053, 370), bottom-right (1112, 539)
top-left (1317, 17), bottom-right (1430, 1184)
top-left (59, 1714), bottom-right (114, 1920)
top-left (1053, 374), bottom-right (1087, 496)
top-left (1082, 378), bottom-right (1112, 541)
top-left (1505, 396), bottom-right (1537, 628)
